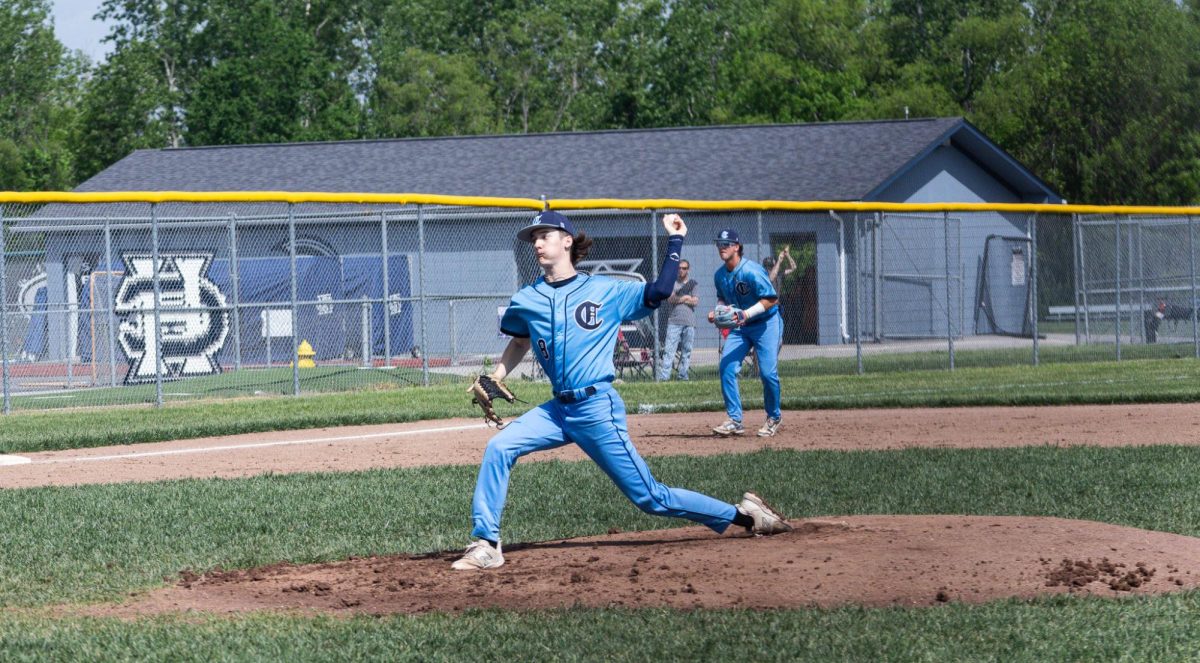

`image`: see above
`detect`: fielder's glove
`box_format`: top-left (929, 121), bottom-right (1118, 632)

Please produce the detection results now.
top-left (713, 304), bottom-right (745, 329)
top-left (468, 374), bottom-right (521, 429)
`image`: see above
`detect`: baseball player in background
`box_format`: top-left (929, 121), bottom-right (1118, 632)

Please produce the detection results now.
top-left (452, 211), bottom-right (792, 570)
top-left (707, 229), bottom-right (784, 437)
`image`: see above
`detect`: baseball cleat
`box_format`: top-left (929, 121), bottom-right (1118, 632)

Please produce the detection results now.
top-left (737, 492), bottom-right (792, 535)
top-left (451, 539), bottom-right (504, 570)
top-left (757, 417), bottom-right (781, 437)
top-left (712, 419), bottom-right (745, 436)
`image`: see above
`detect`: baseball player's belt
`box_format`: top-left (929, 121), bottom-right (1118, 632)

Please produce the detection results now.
top-left (555, 384), bottom-right (602, 403)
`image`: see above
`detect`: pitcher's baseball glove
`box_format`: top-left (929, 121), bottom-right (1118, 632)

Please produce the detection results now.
top-left (468, 374), bottom-right (519, 428)
top-left (713, 304), bottom-right (745, 329)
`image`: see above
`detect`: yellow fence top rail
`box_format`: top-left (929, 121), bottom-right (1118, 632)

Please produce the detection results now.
top-left (0, 191), bottom-right (546, 209)
top-left (1, 191), bottom-right (1199, 216)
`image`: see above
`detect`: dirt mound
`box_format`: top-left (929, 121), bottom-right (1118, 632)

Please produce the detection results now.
top-left (88, 515), bottom-right (1200, 617)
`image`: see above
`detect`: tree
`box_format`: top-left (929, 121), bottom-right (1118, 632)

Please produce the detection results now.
top-left (0, 0), bottom-right (82, 189)
top-left (74, 41), bottom-right (170, 181)
top-left (479, 1), bottom-right (621, 133)
top-left (367, 47), bottom-right (494, 138)
top-left (972, 0), bottom-right (1200, 204)
top-left (641, 0), bottom-right (758, 126)
top-left (95, 0), bottom-right (205, 149)
top-left (185, 0), bottom-right (362, 145)
top-left (858, 0), bottom-right (1028, 117)
top-left (717, 0), bottom-right (871, 123)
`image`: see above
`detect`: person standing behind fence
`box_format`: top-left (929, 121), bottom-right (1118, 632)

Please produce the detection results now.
top-left (657, 259), bottom-right (698, 381)
top-left (763, 245), bottom-right (797, 294)
top-left (707, 229), bottom-right (783, 438)
top-left (746, 246), bottom-right (797, 372)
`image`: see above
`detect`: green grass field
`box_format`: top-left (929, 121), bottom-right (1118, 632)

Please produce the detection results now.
top-left (12, 340), bottom-right (1198, 413)
top-left (3, 356), bottom-right (1200, 661)
top-left (3, 446), bottom-right (1200, 660)
top-left (5, 356), bottom-right (1200, 453)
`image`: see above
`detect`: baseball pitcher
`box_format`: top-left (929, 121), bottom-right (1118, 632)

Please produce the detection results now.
top-left (453, 211), bottom-right (792, 570)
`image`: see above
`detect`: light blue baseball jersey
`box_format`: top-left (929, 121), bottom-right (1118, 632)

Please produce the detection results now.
top-left (472, 269), bottom-right (739, 543)
top-left (713, 258), bottom-right (783, 423)
top-left (713, 258), bottom-right (780, 321)
top-left (500, 274), bottom-right (651, 394)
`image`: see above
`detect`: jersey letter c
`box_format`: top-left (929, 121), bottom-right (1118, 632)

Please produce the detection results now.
top-left (574, 301), bottom-right (603, 331)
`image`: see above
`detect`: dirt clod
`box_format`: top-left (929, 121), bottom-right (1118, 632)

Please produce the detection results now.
top-left (1044, 557), bottom-right (1156, 592)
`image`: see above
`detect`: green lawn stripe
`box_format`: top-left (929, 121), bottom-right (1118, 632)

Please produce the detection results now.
top-left (4, 357), bottom-right (1200, 453)
top-left (2, 595), bottom-right (1200, 662)
top-left (3, 446), bottom-right (1200, 608)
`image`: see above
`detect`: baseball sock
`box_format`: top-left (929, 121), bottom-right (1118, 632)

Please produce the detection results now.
top-left (732, 512), bottom-right (754, 529)
top-left (484, 538), bottom-right (499, 548)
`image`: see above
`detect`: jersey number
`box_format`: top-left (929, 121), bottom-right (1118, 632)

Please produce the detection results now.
top-left (537, 339), bottom-right (550, 360)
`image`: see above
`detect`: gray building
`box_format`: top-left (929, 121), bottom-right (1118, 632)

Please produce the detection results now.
top-left (21, 117), bottom-right (1061, 373)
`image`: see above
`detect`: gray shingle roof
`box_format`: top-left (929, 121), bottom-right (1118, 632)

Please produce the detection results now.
top-left (76, 118), bottom-right (974, 201)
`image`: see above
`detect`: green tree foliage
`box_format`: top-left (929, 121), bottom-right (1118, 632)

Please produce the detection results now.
top-left (0, 0), bottom-right (81, 189)
top-left (74, 41), bottom-right (170, 182)
top-left (7, 0), bottom-right (1200, 211)
top-left (186, 0), bottom-right (361, 145)
top-left (94, 0), bottom-right (204, 149)
top-left (972, 0), bottom-right (1200, 205)
top-left (640, 0), bottom-right (756, 126)
top-left (717, 0), bottom-right (871, 123)
top-left (367, 47), bottom-right (494, 138)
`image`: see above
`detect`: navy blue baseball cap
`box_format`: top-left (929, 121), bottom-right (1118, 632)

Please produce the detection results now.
top-left (517, 211), bottom-right (576, 243)
top-left (714, 228), bottom-right (741, 245)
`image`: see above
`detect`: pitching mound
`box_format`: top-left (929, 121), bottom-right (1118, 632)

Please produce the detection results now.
top-left (90, 515), bottom-right (1200, 617)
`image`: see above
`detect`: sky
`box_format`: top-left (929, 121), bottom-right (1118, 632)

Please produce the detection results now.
top-left (51, 0), bottom-right (114, 63)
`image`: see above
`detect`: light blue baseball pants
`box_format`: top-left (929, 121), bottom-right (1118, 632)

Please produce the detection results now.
top-left (469, 382), bottom-right (738, 542)
top-left (718, 314), bottom-right (783, 423)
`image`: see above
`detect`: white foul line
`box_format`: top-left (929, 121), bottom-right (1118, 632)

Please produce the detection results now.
top-left (24, 422), bottom-right (490, 465)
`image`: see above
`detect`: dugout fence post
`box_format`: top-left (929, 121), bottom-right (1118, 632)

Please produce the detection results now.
top-left (1130, 223), bottom-right (1139, 345)
top-left (943, 212), bottom-right (955, 369)
top-left (448, 300), bottom-right (457, 366)
top-left (756, 210), bottom-right (763, 262)
top-left (1030, 213), bottom-right (1039, 366)
top-left (64, 258), bottom-right (72, 389)
top-left (873, 212), bottom-right (882, 342)
top-left (228, 215), bottom-right (242, 371)
top-left (418, 204), bottom-right (429, 386)
top-left (651, 209), bottom-right (659, 379)
top-left (103, 217), bottom-right (118, 386)
top-left (853, 215), bottom-right (863, 375)
top-left (381, 210), bottom-right (391, 371)
top-left (0, 206), bottom-right (9, 414)
top-left (1071, 214), bottom-right (1081, 346)
top-left (1115, 215), bottom-right (1122, 361)
top-left (150, 203), bottom-right (165, 407)
top-left (1136, 220), bottom-right (1145, 344)
top-left (1190, 216), bottom-right (1198, 359)
top-left (288, 204), bottom-right (300, 397)
top-left (1078, 215), bottom-right (1091, 342)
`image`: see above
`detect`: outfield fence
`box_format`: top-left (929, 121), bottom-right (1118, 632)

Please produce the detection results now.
top-left (0, 194), bottom-right (1197, 413)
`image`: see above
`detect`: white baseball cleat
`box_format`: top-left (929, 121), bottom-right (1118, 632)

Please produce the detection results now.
top-left (757, 417), bottom-right (781, 437)
top-left (712, 419), bottom-right (746, 436)
top-left (451, 539), bottom-right (504, 570)
top-left (737, 492), bottom-right (792, 535)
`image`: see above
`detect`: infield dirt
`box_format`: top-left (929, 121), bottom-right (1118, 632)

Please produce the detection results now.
top-left (15, 402), bottom-right (1200, 616)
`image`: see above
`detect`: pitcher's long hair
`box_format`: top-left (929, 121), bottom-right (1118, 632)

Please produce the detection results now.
top-left (570, 231), bottom-right (593, 265)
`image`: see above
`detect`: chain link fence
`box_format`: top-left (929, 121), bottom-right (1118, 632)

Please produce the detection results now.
top-left (1, 201), bottom-right (1197, 413)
